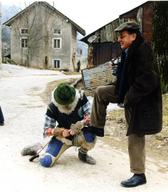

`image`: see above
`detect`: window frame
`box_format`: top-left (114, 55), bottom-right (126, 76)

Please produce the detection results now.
top-left (20, 28), bottom-right (28, 35)
top-left (53, 28), bottom-right (62, 35)
top-left (52, 38), bottom-right (62, 49)
top-left (53, 59), bottom-right (61, 68)
top-left (20, 37), bottom-right (28, 48)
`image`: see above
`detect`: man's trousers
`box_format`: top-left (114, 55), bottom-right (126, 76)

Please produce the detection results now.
top-left (91, 85), bottom-right (145, 173)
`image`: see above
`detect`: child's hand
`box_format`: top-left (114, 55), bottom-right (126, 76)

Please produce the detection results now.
top-left (45, 128), bottom-right (53, 136)
top-left (83, 114), bottom-right (91, 125)
top-left (62, 129), bottom-right (71, 138)
top-left (69, 129), bottom-right (76, 136)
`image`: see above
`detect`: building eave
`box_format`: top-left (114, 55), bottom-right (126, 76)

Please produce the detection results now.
top-left (80, 18), bottom-right (119, 44)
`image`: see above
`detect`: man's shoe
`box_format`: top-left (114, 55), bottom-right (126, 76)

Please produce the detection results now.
top-left (0, 122), bottom-right (4, 126)
top-left (78, 151), bottom-right (96, 165)
top-left (121, 174), bottom-right (146, 187)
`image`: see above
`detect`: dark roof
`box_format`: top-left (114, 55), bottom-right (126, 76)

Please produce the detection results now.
top-left (80, 18), bottom-right (119, 44)
top-left (3, 1), bottom-right (85, 36)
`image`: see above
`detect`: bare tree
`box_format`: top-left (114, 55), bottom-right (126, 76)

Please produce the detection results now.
top-left (12, 3), bottom-right (53, 67)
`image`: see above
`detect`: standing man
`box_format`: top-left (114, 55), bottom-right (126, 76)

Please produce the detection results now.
top-left (0, 106), bottom-right (4, 126)
top-left (77, 60), bottom-right (81, 72)
top-left (90, 21), bottom-right (162, 187)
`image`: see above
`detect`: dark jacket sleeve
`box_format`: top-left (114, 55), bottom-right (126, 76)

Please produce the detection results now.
top-left (46, 102), bottom-right (58, 119)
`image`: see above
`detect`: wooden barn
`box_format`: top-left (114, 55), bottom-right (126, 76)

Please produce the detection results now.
top-left (81, 1), bottom-right (156, 68)
top-left (81, 18), bottom-right (121, 67)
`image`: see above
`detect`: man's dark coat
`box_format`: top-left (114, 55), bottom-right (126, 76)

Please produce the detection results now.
top-left (123, 35), bottom-right (162, 136)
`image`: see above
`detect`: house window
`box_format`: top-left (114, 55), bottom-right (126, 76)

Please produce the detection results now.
top-left (20, 28), bottom-right (28, 34)
top-left (53, 38), bottom-right (62, 49)
top-left (53, 59), bottom-right (61, 68)
top-left (54, 29), bottom-right (61, 34)
top-left (21, 38), bottom-right (28, 48)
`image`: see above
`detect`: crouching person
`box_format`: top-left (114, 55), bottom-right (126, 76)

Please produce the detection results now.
top-left (40, 83), bottom-right (96, 168)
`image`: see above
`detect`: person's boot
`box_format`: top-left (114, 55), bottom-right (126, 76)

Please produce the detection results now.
top-left (0, 107), bottom-right (4, 125)
top-left (121, 173), bottom-right (147, 187)
top-left (21, 143), bottom-right (43, 156)
top-left (0, 121), bottom-right (4, 126)
top-left (78, 148), bottom-right (96, 165)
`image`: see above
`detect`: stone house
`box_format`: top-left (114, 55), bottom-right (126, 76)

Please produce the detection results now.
top-left (4, 1), bottom-right (85, 71)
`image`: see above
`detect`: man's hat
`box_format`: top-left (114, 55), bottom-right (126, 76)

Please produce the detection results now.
top-left (53, 83), bottom-right (76, 105)
top-left (114, 21), bottom-right (140, 32)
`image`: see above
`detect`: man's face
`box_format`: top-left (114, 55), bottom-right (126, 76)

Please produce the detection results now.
top-left (118, 31), bottom-right (136, 49)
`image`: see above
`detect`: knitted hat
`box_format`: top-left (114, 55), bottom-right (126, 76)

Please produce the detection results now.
top-left (54, 83), bottom-right (76, 105)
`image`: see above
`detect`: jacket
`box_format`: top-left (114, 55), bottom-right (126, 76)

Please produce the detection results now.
top-left (122, 35), bottom-right (162, 135)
